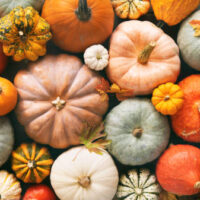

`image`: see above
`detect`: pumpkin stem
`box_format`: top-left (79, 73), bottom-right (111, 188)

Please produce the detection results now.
top-left (194, 181), bottom-right (200, 189)
top-left (27, 160), bottom-right (36, 169)
top-left (138, 41), bottom-right (156, 64)
top-left (52, 97), bottom-right (66, 111)
top-left (75, 0), bottom-right (91, 21)
top-left (132, 128), bottom-right (143, 138)
top-left (78, 176), bottom-right (91, 188)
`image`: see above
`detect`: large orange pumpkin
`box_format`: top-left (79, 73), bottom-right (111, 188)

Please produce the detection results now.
top-left (14, 54), bottom-right (108, 149)
top-left (171, 75), bottom-right (200, 142)
top-left (42, 0), bottom-right (114, 53)
top-left (0, 43), bottom-right (7, 73)
top-left (107, 20), bottom-right (180, 96)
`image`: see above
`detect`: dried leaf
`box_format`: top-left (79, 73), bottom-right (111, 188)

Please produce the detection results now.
top-left (95, 78), bottom-right (110, 101)
top-left (159, 190), bottom-right (178, 200)
top-left (190, 20), bottom-right (200, 37)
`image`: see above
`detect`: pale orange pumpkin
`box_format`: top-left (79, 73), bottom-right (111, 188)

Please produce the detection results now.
top-left (14, 54), bottom-right (108, 149)
top-left (107, 20), bottom-right (180, 96)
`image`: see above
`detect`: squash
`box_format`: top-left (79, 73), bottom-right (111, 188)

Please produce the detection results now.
top-left (107, 20), bottom-right (180, 96)
top-left (0, 0), bottom-right (44, 17)
top-left (0, 170), bottom-right (22, 200)
top-left (50, 146), bottom-right (119, 200)
top-left (0, 6), bottom-right (52, 62)
top-left (171, 75), bottom-right (200, 142)
top-left (151, 0), bottom-right (199, 26)
top-left (152, 82), bottom-right (184, 115)
top-left (0, 43), bottom-right (7, 74)
top-left (42, 0), bottom-right (114, 53)
top-left (0, 117), bottom-right (14, 167)
top-left (177, 10), bottom-right (200, 71)
top-left (105, 98), bottom-right (170, 166)
top-left (117, 168), bottom-right (161, 200)
top-left (111, 0), bottom-right (150, 20)
top-left (12, 143), bottom-right (53, 183)
top-left (84, 44), bottom-right (109, 71)
top-left (156, 144), bottom-right (200, 196)
top-left (14, 54), bottom-right (108, 149)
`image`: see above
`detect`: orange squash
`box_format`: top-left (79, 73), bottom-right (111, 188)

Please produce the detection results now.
top-left (42, 0), bottom-right (114, 53)
top-left (171, 75), bottom-right (200, 142)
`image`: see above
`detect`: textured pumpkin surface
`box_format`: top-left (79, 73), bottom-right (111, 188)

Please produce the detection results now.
top-left (151, 0), bottom-right (199, 26)
top-left (0, 43), bottom-right (7, 73)
top-left (0, 6), bottom-right (52, 61)
top-left (105, 98), bottom-right (170, 166)
top-left (42, 0), bottom-right (114, 53)
top-left (107, 20), bottom-right (180, 96)
top-left (156, 144), bottom-right (200, 195)
top-left (171, 75), bottom-right (200, 142)
top-left (12, 143), bottom-right (53, 183)
top-left (14, 54), bottom-right (108, 149)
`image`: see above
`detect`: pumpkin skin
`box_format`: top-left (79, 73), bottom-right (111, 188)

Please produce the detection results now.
top-left (50, 146), bottom-right (119, 200)
top-left (107, 20), bottom-right (180, 96)
top-left (105, 98), bottom-right (170, 166)
top-left (171, 75), bottom-right (200, 142)
top-left (177, 10), bottom-right (200, 71)
top-left (14, 54), bottom-right (108, 149)
top-left (42, 0), bottom-right (114, 53)
top-left (151, 0), bottom-right (199, 26)
top-left (0, 43), bottom-right (7, 74)
top-left (12, 143), bottom-right (53, 183)
top-left (156, 144), bottom-right (200, 196)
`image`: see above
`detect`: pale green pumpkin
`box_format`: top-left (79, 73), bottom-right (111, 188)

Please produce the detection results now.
top-left (105, 98), bottom-right (170, 166)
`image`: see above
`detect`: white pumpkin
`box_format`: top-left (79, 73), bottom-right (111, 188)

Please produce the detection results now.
top-left (50, 146), bottom-right (119, 200)
top-left (84, 44), bottom-right (109, 71)
top-left (0, 170), bottom-right (22, 200)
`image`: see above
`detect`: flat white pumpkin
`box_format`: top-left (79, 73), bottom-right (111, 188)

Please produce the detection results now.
top-left (0, 170), bottom-right (22, 200)
top-left (50, 146), bottom-right (119, 200)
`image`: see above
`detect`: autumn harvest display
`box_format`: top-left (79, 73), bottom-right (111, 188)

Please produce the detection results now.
top-left (0, 1), bottom-right (199, 200)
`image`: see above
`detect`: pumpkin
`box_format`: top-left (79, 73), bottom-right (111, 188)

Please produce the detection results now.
top-left (50, 146), bottom-right (119, 200)
top-left (156, 144), bottom-right (200, 196)
top-left (0, 6), bottom-right (52, 62)
top-left (0, 77), bottom-right (17, 116)
top-left (177, 10), bottom-right (200, 71)
top-left (42, 0), bottom-right (114, 53)
top-left (117, 168), bottom-right (161, 200)
top-left (0, 0), bottom-right (44, 17)
top-left (151, 0), bottom-right (199, 26)
top-left (12, 143), bottom-right (53, 183)
top-left (0, 43), bottom-right (7, 74)
top-left (84, 44), bottom-right (109, 71)
top-left (0, 170), bottom-right (22, 200)
top-left (0, 117), bottom-right (14, 167)
top-left (152, 82), bottom-right (184, 115)
top-left (14, 54), bottom-right (108, 148)
top-left (107, 20), bottom-right (180, 96)
top-left (111, 0), bottom-right (150, 20)
top-left (171, 75), bottom-right (200, 142)
top-left (105, 98), bottom-right (170, 166)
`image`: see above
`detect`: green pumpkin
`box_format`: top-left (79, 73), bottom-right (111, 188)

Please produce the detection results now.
top-left (105, 98), bottom-right (170, 166)
top-left (0, 0), bottom-right (44, 17)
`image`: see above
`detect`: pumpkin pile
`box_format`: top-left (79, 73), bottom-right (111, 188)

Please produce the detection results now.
top-left (0, 0), bottom-right (199, 200)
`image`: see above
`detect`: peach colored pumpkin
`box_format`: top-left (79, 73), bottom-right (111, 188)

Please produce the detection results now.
top-left (14, 54), bottom-right (108, 149)
top-left (107, 20), bottom-right (181, 96)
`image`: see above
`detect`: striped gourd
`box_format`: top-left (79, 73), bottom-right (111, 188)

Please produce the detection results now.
top-left (12, 143), bottom-right (53, 183)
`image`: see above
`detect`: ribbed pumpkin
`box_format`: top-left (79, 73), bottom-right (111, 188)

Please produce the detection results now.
top-left (42, 0), bottom-right (114, 53)
top-left (0, 6), bottom-right (52, 61)
top-left (12, 143), bottom-right (53, 183)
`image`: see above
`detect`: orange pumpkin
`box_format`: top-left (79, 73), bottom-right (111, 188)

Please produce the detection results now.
top-left (14, 54), bottom-right (108, 149)
top-left (107, 20), bottom-right (180, 96)
top-left (156, 144), bottom-right (200, 196)
top-left (42, 0), bottom-right (114, 53)
top-left (171, 75), bottom-right (200, 142)
top-left (0, 43), bottom-right (7, 73)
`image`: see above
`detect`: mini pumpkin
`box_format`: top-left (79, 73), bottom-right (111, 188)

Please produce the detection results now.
top-left (12, 143), bottom-right (53, 183)
top-left (117, 169), bottom-right (161, 200)
top-left (0, 6), bottom-right (52, 61)
top-left (0, 170), bottom-right (22, 200)
top-left (105, 98), bottom-right (170, 166)
top-left (107, 20), bottom-right (180, 96)
top-left (152, 82), bottom-right (184, 115)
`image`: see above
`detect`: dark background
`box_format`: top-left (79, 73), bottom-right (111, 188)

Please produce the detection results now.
top-left (1, 9), bottom-right (200, 199)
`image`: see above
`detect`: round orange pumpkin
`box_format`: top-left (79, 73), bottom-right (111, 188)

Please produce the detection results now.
top-left (171, 75), bottom-right (200, 142)
top-left (0, 43), bottom-right (7, 74)
top-left (156, 144), bottom-right (200, 196)
top-left (42, 0), bottom-right (114, 53)
top-left (107, 20), bottom-right (180, 96)
top-left (14, 54), bottom-right (108, 149)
